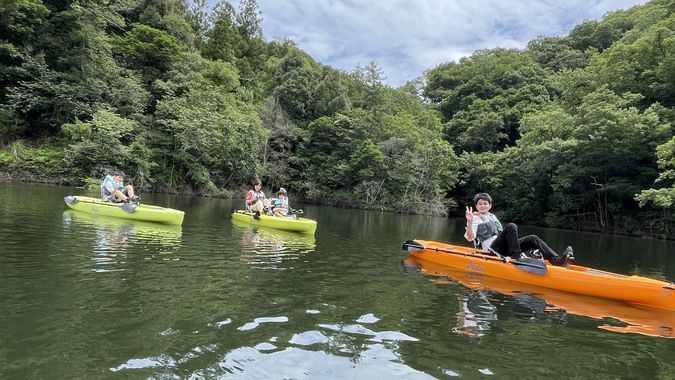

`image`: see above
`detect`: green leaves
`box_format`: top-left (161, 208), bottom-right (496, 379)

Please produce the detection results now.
top-left (0, 0), bottom-right (50, 43)
top-left (2, 0), bottom-right (675, 235)
top-left (111, 24), bottom-right (183, 81)
top-left (153, 69), bottom-right (266, 192)
top-left (427, 48), bottom-right (555, 153)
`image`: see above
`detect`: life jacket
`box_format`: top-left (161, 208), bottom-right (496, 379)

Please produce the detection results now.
top-left (248, 190), bottom-right (265, 202)
top-left (476, 214), bottom-right (502, 240)
top-left (245, 189), bottom-right (266, 210)
top-left (271, 197), bottom-right (289, 211)
top-left (101, 175), bottom-right (123, 199)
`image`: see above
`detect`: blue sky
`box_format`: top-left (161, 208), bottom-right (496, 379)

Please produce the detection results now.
top-left (212, 0), bottom-right (649, 86)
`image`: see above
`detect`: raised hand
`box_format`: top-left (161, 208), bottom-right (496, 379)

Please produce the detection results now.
top-left (465, 206), bottom-right (474, 223)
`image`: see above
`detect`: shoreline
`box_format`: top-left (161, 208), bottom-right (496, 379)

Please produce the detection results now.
top-left (2, 174), bottom-right (671, 241)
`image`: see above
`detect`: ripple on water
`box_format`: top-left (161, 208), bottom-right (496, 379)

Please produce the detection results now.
top-left (211, 345), bottom-right (435, 379)
top-left (125, 313), bottom-right (424, 378)
top-left (356, 313), bottom-right (380, 323)
top-left (288, 330), bottom-right (330, 346)
top-left (237, 316), bottom-right (289, 331)
top-left (110, 355), bottom-right (176, 372)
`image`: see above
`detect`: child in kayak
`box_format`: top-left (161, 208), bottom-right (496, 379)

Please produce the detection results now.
top-left (270, 188), bottom-right (289, 217)
top-left (464, 192), bottom-right (574, 266)
top-left (101, 171), bottom-right (138, 203)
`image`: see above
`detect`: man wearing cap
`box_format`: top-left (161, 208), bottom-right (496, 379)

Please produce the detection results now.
top-left (100, 171), bottom-right (136, 203)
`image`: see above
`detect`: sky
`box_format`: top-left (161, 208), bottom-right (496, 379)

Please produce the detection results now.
top-left (222, 0), bottom-right (649, 86)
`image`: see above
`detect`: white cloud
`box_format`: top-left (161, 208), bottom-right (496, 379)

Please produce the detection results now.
top-left (230, 0), bottom-right (648, 86)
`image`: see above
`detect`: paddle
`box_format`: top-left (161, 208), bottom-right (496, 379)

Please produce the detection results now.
top-left (402, 240), bottom-right (548, 275)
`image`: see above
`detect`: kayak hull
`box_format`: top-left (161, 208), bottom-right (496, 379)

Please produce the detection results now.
top-left (64, 196), bottom-right (184, 225)
top-left (232, 210), bottom-right (317, 234)
top-left (405, 240), bottom-right (675, 310)
top-left (405, 255), bottom-right (675, 338)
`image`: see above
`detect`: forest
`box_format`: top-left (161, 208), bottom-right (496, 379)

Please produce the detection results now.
top-left (1, 0), bottom-right (674, 236)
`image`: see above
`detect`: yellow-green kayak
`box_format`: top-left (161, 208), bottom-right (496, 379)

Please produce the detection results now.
top-left (64, 196), bottom-right (184, 225)
top-left (231, 210), bottom-right (317, 234)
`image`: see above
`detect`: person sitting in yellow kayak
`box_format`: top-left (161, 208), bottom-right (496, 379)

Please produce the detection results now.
top-left (245, 179), bottom-right (272, 218)
top-left (270, 188), bottom-right (289, 217)
top-left (101, 171), bottom-right (138, 203)
top-left (464, 192), bottom-right (573, 266)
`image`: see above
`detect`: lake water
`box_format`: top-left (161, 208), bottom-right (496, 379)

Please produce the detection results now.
top-left (0, 182), bottom-right (673, 379)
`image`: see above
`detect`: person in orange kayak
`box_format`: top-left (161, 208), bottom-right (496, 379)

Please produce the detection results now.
top-left (464, 192), bottom-right (573, 266)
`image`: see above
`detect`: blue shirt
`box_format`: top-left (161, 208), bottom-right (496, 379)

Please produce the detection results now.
top-left (101, 175), bottom-right (123, 200)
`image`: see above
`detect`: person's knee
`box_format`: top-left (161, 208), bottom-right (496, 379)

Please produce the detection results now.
top-left (251, 201), bottom-right (264, 213)
top-left (505, 223), bottom-right (518, 232)
top-left (113, 191), bottom-right (125, 202)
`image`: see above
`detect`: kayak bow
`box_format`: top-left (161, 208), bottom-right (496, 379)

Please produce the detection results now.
top-left (403, 239), bottom-right (675, 310)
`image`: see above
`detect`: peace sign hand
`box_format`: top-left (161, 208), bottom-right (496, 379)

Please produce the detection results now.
top-left (465, 206), bottom-right (474, 223)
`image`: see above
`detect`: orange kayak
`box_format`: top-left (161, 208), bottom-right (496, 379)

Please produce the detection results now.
top-left (405, 255), bottom-right (675, 338)
top-left (403, 240), bottom-right (675, 311)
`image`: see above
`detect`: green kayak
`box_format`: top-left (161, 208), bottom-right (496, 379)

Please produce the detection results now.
top-left (231, 210), bottom-right (317, 234)
top-left (64, 196), bottom-right (184, 225)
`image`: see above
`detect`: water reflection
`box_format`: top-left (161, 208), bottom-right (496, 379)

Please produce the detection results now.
top-left (453, 293), bottom-right (497, 338)
top-left (231, 218), bottom-right (315, 269)
top-left (112, 312), bottom-right (428, 379)
top-left (62, 210), bottom-right (182, 271)
top-left (405, 255), bottom-right (675, 338)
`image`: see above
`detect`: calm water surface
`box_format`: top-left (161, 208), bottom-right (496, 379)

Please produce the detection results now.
top-left (1, 182), bottom-right (674, 379)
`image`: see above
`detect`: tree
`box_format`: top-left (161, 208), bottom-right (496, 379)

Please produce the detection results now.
top-left (550, 88), bottom-right (669, 229)
top-left (111, 24), bottom-right (183, 83)
top-left (62, 108), bottom-right (154, 187)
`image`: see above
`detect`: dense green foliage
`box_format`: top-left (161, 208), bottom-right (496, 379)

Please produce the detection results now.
top-left (425, 0), bottom-right (675, 234)
top-left (1, 0), bottom-right (674, 234)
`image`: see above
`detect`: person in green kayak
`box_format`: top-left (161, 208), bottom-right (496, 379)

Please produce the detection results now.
top-left (464, 192), bottom-right (574, 266)
top-left (245, 179), bottom-right (271, 218)
top-left (101, 171), bottom-right (137, 203)
top-left (270, 188), bottom-right (289, 217)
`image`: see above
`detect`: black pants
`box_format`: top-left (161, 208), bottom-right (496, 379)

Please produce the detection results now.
top-left (490, 223), bottom-right (560, 263)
